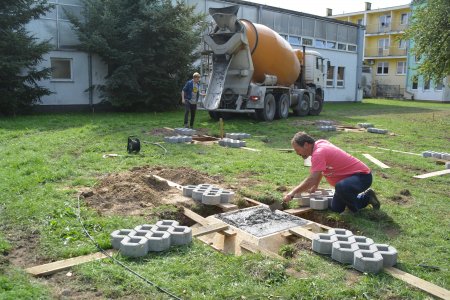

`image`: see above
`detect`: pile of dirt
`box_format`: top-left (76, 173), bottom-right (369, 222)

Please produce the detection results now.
top-left (81, 166), bottom-right (223, 216)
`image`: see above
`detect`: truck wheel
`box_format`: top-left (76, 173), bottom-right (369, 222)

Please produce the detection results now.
top-left (208, 111), bottom-right (221, 121)
top-left (309, 93), bottom-right (323, 116)
top-left (256, 93), bottom-right (276, 121)
top-left (275, 94), bottom-right (289, 119)
top-left (293, 94), bottom-right (310, 116)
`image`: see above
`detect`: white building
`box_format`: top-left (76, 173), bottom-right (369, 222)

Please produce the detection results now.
top-left (28, 0), bottom-right (364, 110)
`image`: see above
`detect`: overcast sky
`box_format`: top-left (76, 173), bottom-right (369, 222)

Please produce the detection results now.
top-left (245, 0), bottom-right (411, 16)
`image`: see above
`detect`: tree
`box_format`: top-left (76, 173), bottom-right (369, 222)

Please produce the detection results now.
top-left (69, 0), bottom-right (205, 110)
top-left (0, 0), bottom-right (53, 116)
top-left (404, 0), bottom-right (450, 82)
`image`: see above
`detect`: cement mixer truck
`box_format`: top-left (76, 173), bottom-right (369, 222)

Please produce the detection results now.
top-left (201, 5), bottom-right (325, 121)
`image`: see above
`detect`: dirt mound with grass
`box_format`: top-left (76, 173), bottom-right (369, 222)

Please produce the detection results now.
top-left (81, 166), bottom-right (222, 216)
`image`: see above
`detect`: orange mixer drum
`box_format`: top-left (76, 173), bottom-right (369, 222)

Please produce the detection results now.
top-left (241, 20), bottom-right (301, 86)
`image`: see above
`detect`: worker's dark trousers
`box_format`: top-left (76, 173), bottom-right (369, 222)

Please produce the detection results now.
top-left (331, 173), bottom-right (372, 213)
top-left (184, 102), bottom-right (197, 128)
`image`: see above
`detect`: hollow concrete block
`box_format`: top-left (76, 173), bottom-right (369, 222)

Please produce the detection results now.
top-left (373, 244), bottom-right (398, 267)
top-left (202, 190), bottom-right (222, 205)
top-left (328, 228), bottom-right (353, 238)
top-left (446, 162), bottom-right (450, 169)
top-left (134, 224), bottom-right (156, 232)
top-left (129, 229), bottom-right (152, 238)
top-left (168, 225), bottom-right (192, 246)
top-left (145, 230), bottom-right (171, 252)
top-left (331, 241), bottom-right (359, 264)
top-left (119, 236), bottom-right (148, 257)
top-left (431, 152), bottom-right (442, 159)
top-left (192, 187), bottom-right (208, 201)
top-left (353, 249), bottom-right (384, 273)
top-left (422, 151), bottom-right (432, 158)
top-left (110, 229), bottom-right (135, 249)
top-left (310, 197), bottom-right (329, 210)
top-left (353, 236), bottom-right (374, 248)
top-left (182, 185), bottom-right (197, 197)
top-left (312, 233), bottom-right (338, 255)
top-left (220, 190), bottom-right (234, 203)
top-left (295, 195), bottom-right (310, 207)
top-left (152, 225), bottom-right (173, 233)
top-left (156, 220), bottom-right (180, 227)
top-left (442, 153), bottom-right (450, 160)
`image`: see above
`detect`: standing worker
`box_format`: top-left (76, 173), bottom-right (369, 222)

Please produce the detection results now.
top-left (283, 132), bottom-right (380, 213)
top-left (181, 72), bottom-right (201, 129)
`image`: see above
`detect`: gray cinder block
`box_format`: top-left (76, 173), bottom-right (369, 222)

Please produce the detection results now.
top-left (168, 226), bottom-right (192, 246)
top-left (328, 228), bottom-right (353, 238)
top-left (310, 197), bottom-right (329, 210)
top-left (152, 225), bottom-right (173, 233)
top-left (295, 195), bottom-right (310, 207)
top-left (156, 220), bottom-right (180, 227)
top-left (353, 249), bottom-right (384, 273)
top-left (182, 185), bottom-right (197, 197)
top-left (358, 123), bottom-right (374, 128)
top-left (134, 224), bottom-right (156, 232)
top-left (373, 244), bottom-right (398, 267)
top-left (119, 236), bottom-right (148, 257)
top-left (331, 241), bottom-right (359, 264)
top-left (422, 151), bottom-right (432, 158)
top-left (110, 229), bottom-right (135, 250)
top-left (202, 190), bottom-right (222, 205)
top-left (219, 190), bottom-right (234, 203)
top-left (145, 231), bottom-right (171, 252)
top-left (367, 128), bottom-right (388, 134)
top-left (353, 236), bottom-right (374, 248)
top-left (312, 233), bottom-right (338, 255)
top-left (192, 187), bottom-right (208, 201)
top-left (446, 162), bottom-right (450, 169)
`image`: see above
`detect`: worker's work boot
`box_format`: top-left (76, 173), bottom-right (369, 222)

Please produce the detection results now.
top-left (366, 189), bottom-right (380, 210)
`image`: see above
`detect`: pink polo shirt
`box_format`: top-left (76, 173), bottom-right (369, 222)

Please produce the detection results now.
top-left (311, 140), bottom-right (370, 186)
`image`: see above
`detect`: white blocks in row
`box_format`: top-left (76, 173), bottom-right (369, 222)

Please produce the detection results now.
top-left (317, 125), bottom-right (337, 131)
top-left (311, 228), bottom-right (398, 273)
top-left (367, 128), bottom-right (388, 134)
top-left (174, 128), bottom-right (197, 136)
top-left (110, 220), bottom-right (192, 257)
top-left (164, 136), bottom-right (192, 143)
top-left (225, 132), bottom-right (251, 140)
top-left (294, 188), bottom-right (334, 211)
top-left (357, 123), bottom-right (374, 128)
top-left (422, 150), bottom-right (450, 160)
top-left (183, 184), bottom-right (234, 205)
top-left (315, 120), bottom-right (335, 126)
top-left (218, 138), bottom-right (246, 148)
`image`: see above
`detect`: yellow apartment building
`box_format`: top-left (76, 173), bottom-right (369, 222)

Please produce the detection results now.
top-left (328, 2), bottom-right (411, 98)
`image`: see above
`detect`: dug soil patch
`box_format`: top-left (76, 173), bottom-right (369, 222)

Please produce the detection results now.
top-left (81, 166), bottom-right (223, 216)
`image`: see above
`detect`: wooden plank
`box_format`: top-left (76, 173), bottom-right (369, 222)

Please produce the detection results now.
top-left (288, 227), bottom-right (316, 240)
top-left (183, 208), bottom-right (235, 236)
top-left (363, 153), bottom-right (390, 169)
top-left (192, 223), bottom-right (229, 237)
top-left (26, 250), bottom-right (114, 277)
top-left (163, 127), bottom-right (175, 131)
top-left (216, 203), bottom-right (238, 211)
top-left (152, 175), bottom-right (183, 190)
top-left (285, 207), bottom-right (312, 215)
top-left (413, 169), bottom-right (450, 179)
top-left (368, 146), bottom-right (422, 156)
top-left (385, 267), bottom-right (450, 300)
top-left (243, 197), bottom-right (264, 206)
top-left (241, 147), bottom-right (261, 152)
top-left (239, 241), bottom-right (283, 259)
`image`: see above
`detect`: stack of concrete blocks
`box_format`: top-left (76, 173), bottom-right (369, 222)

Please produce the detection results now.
top-left (225, 133), bottom-right (251, 140)
top-left (421, 151), bottom-right (450, 160)
top-left (318, 125), bottom-right (337, 131)
top-left (311, 228), bottom-right (398, 274)
top-left (316, 120), bottom-right (335, 126)
top-left (164, 135), bottom-right (193, 143)
top-left (174, 128), bottom-right (197, 136)
top-left (293, 188), bottom-right (334, 210)
top-left (357, 123), bottom-right (374, 129)
top-left (367, 128), bottom-right (388, 134)
top-left (110, 220), bottom-right (192, 257)
top-left (218, 138), bottom-right (246, 148)
top-left (182, 183), bottom-right (235, 205)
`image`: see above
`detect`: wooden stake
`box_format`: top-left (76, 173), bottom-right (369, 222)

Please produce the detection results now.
top-left (219, 118), bottom-right (224, 138)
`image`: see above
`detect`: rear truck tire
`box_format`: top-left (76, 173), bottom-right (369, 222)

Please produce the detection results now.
top-left (309, 91), bottom-right (323, 116)
top-left (208, 111), bottom-right (221, 121)
top-left (275, 93), bottom-right (290, 119)
top-left (293, 94), bottom-right (310, 116)
top-left (256, 93), bottom-right (276, 121)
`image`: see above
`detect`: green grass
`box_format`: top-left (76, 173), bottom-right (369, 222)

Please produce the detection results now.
top-left (0, 99), bottom-right (449, 299)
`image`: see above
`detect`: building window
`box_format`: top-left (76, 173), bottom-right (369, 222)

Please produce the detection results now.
top-left (357, 19), bottom-right (363, 25)
top-left (424, 79), bottom-right (431, 90)
top-left (315, 39), bottom-right (325, 48)
top-left (51, 58), bottom-right (72, 80)
top-left (347, 44), bottom-right (357, 52)
top-left (288, 35), bottom-right (300, 46)
top-left (380, 15), bottom-right (391, 27)
top-left (398, 39), bottom-right (406, 49)
top-left (337, 66), bottom-right (345, 87)
top-left (400, 13), bottom-right (409, 25)
top-left (396, 61), bottom-right (406, 75)
top-left (326, 41), bottom-right (336, 49)
top-left (338, 43), bottom-right (347, 51)
top-left (327, 63), bottom-right (335, 87)
top-left (279, 34), bottom-right (288, 41)
top-left (412, 76), bottom-right (418, 89)
top-left (302, 38), bottom-right (313, 46)
top-left (377, 62), bottom-right (389, 75)
top-left (435, 80), bottom-right (443, 90)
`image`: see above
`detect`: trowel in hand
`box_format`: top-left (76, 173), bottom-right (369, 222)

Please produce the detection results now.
top-left (268, 200), bottom-right (284, 212)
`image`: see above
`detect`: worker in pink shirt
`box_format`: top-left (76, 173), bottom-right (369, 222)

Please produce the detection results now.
top-left (283, 131), bottom-right (380, 213)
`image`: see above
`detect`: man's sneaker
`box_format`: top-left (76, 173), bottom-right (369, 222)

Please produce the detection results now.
top-left (366, 188), bottom-right (380, 210)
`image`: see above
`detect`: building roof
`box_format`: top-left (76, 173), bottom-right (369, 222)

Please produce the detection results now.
top-left (330, 4), bottom-right (410, 18)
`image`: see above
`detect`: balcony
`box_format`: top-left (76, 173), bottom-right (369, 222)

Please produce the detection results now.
top-left (365, 46), bottom-right (407, 58)
top-left (365, 21), bottom-right (408, 35)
